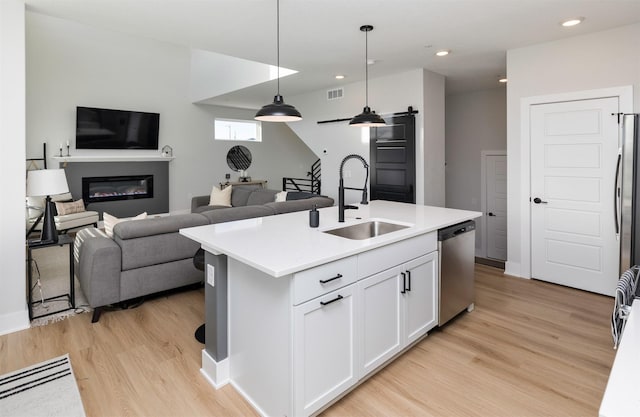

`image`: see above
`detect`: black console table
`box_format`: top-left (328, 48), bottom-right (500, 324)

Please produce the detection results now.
top-left (27, 235), bottom-right (75, 320)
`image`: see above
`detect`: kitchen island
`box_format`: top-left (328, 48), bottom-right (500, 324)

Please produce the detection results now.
top-left (180, 200), bottom-right (481, 416)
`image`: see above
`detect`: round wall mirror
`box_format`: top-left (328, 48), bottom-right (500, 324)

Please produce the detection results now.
top-left (226, 145), bottom-right (252, 171)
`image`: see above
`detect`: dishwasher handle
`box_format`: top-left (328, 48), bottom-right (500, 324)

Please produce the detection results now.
top-left (453, 227), bottom-right (468, 236)
top-left (438, 220), bottom-right (476, 241)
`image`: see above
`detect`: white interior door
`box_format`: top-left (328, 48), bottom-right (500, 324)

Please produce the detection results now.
top-left (530, 97), bottom-right (619, 296)
top-left (486, 154), bottom-right (507, 260)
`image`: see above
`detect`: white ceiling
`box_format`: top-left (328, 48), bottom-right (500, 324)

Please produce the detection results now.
top-left (25, 0), bottom-right (640, 109)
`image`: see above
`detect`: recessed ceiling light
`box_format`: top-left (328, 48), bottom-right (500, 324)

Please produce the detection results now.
top-left (335, 75), bottom-right (345, 80)
top-left (561, 17), bottom-right (584, 27)
top-left (435, 50), bottom-right (450, 57)
top-left (498, 77), bottom-right (508, 83)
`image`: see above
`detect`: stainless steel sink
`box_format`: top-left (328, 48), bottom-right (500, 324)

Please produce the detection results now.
top-left (323, 220), bottom-right (409, 240)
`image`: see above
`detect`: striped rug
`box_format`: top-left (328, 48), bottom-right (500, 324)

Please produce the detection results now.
top-left (0, 354), bottom-right (86, 417)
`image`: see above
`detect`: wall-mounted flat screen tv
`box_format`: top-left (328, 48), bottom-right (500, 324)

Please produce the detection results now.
top-left (76, 106), bottom-right (160, 150)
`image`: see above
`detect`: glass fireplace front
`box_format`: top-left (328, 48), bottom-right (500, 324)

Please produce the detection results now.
top-left (82, 175), bottom-right (154, 203)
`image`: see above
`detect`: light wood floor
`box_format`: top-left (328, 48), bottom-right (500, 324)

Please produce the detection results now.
top-left (0, 264), bottom-right (616, 416)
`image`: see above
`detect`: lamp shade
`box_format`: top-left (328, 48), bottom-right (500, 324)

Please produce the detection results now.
top-left (26, 169), bottom-right (69, 197)
top-left (349, 106), bottom-right (386, 127)
top-left (255, 94), bottom-right (302, 122)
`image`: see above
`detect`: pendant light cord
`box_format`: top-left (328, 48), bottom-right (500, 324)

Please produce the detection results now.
top-left (364, 27), bottom-right (368, 107)
top-left (276, 0), bottom-right (280, 96)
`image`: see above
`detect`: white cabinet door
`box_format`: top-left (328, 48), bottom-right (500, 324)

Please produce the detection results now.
top-left (293, 284), bottom-right (358, 417)
top-left (358, 266), bottom-right (403, 376)
top-left (402, 252), bottom-right (438, 345)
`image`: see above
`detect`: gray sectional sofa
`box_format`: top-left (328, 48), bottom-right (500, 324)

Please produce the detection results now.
top-left (75, 185), bottom-right (333, 322)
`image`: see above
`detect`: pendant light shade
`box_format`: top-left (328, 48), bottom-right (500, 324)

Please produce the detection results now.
top-left (350, 106), bottom-right (386, 127)
top-left (255, 0), bottom-right (302, 122)
top-left (350, 25), bottom-right (386, 127)
top-left (255, 94), bottom-right (302, 122)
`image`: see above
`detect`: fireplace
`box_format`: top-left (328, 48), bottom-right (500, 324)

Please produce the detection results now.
top-left (82, 175), bottom-right (154, 203)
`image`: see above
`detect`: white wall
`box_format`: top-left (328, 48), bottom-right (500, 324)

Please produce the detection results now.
top-left (190, 49), bottom-right (293, 103)
top-left (26, 12), bottom-right (316, 211)
top-left (506, 23), bottom-right (640, 277)
top-left (446, 87), bottom-right (506, 255)
top-left (423, 70), bottom-right (446, 207)
top-left (0, 0), bottom-right (30, 335)
top-left (287, 68), bottom-right (445, 206)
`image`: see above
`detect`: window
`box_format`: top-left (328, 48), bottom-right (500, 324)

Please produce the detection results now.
top-left (214, 118), bottom-right (262, 142)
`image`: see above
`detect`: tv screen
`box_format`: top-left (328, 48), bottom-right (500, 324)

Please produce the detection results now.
top-left (76, 106), bottom-right (160, 150)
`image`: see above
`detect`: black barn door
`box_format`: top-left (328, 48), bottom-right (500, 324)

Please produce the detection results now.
top-left (369, 114), bottom-right (416, 203)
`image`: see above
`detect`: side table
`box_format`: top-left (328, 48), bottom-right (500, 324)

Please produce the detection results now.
top-left (27, 235), bottom-right (75, 320)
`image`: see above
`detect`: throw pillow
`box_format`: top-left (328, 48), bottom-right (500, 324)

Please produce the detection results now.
top-left (275, 191), bottom-right (288, 202)
top-left (209, 185), bottom-right (232, 207)
top-left (55, 199), bottom-right (86, 216)
top-left (103, 211), bottom-right (148, 238)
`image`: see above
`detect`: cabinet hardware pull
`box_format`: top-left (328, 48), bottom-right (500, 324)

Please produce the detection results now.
top-left (319, 274), bottom-right (342, 284)
top-left (401, 272), bottom-right (407, 294)
top-left (320, 295), bottom-right (343, 306)
top-left (406, 270), bottom-right (411, 291)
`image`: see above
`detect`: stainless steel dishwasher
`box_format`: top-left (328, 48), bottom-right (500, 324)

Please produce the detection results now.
top-left (438, 220), bottom-right (475, 326)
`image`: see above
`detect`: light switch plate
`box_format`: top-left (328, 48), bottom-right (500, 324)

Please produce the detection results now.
top-left (207, 264), bottom-right (215, 287)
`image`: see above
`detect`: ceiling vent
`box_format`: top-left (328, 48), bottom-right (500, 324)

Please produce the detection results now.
top-left (327, 88), bottom-right (344, 101)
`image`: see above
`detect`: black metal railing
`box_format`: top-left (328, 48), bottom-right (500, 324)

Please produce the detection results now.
top-left (282, 159), bottom-right (321, 194)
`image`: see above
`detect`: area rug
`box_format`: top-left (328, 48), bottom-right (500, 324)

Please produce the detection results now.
top-left (29, 243), bottom-right (92, 327)
top-left (0, 354), bottom-right (86, 417)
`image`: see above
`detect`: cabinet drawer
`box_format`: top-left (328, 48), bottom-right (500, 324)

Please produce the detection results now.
top-left (293, 256), bottom-right (357, 305)
top-left (358, 232), bottom-right (436, 279)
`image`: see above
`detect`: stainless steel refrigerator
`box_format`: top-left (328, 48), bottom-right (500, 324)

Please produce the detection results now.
top-left (618, 113), bottom-right (640, 273)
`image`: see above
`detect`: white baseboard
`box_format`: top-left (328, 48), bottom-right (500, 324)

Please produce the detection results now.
top-left (0, 308), bottom-right (30, 336)
top-left (505, 261), bottom-right (529, 279)
top-left (201, 349), bottom-right (229, 389)
top-left (230, 380), bottom-right (269, 417)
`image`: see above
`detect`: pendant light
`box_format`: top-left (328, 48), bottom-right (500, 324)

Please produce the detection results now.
top-left (255, 0), bottom-right (302, 122)
top-left (350, 25), bottom-right (386, 127)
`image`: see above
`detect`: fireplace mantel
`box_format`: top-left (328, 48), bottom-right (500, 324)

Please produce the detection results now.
top-left (52, 156), bottom-right (174, 163)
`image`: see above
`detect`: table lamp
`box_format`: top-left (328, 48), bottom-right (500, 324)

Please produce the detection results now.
top-left (26, 169), bottom-right (69, 243)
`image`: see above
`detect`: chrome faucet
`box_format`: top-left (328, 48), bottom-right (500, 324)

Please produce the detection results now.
top-left (338, 154), bottom-right (369, 222)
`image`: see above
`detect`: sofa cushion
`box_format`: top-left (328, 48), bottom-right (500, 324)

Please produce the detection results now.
top-left (120, 258), bottom-right (203, 301)
top-left (200, 205), bottom-right (276, 224)
top-left (115, 213), bottom-right (209, 271)
top-left (265, 196), bottom-right (334, 215)
top-left (114, 213), bottom-right (208, 240)
top-left (232, 185), bottom-right (261, 207)
top-left (192, 205), bottom-right (230, 214)
top-left (55, 210), bottom-right (99, 231)
top-left (246, 189), bottom-right (279, 206)
top-left (286, 191), bottom-right (322, 200)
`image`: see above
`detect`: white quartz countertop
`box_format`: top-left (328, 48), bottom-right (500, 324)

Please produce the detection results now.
top-left (599, 299), bottom-right (640, 417)
top-left (180, 200), bottom-right (482, 277)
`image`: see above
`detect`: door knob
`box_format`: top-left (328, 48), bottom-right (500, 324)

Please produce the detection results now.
top-left (488, 212), bottom-right (496, 216)
top-left (533, 197), bottom-right (548, 204)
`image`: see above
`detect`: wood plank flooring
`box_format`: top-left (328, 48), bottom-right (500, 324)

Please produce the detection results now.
top-left (0, 264), bottom-right (616, 416)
